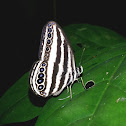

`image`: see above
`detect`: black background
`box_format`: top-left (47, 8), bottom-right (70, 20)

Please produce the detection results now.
top-left (1, 0), bottom-right (126, 125)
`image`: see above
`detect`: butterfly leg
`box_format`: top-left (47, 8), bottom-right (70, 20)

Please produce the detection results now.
top-left (70, 84), bottom-right (72, 100)
top-left (81, 77), bottom-right (85, 89)
top-left (67, 86), bottom-right (69, 93)
top-left (77, 79), bottom-right (80, 83)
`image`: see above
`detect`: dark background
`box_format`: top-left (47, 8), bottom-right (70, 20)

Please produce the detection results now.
top-left (1, 0), bottom-right (126, 125)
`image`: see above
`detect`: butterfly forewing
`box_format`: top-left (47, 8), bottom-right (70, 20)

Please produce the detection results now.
top-left (29, 21), bottom-right (83, 98)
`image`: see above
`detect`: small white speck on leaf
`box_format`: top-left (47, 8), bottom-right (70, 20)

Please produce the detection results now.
top-left (121, 97), bottom-right (126, 101)
top-left (89, 118), bottom-right (91, 120)
top-left (106, 72), bottom-right (109, 75)
top-left (116, 97), bottom-right (126, 103)
top-left (116, 98), bottom-right (120, 103)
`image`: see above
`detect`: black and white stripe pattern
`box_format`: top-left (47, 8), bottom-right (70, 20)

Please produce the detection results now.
top-left (29, 21), bottom-right (83, 98)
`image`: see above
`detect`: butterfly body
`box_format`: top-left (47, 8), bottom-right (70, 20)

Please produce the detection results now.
top-left (29, 21), bottom-right (83, 98)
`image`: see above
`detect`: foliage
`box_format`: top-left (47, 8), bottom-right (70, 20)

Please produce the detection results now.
top-left (0, 24), bottom-right (126, 126)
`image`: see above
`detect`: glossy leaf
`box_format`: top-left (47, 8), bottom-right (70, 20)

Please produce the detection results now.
top-left (0, 73), bottom-right (42, 125)
top-left (0, 24), bottom-right (126, 126)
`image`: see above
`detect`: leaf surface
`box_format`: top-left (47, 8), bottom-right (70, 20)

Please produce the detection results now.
top-left (0, 73), bottom-right (42, 125)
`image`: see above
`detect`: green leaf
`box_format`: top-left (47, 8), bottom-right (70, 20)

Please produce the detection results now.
top-left (0, 72), bottom-right (42, 125)
top-left (0, 24), bottom-right (126, 126)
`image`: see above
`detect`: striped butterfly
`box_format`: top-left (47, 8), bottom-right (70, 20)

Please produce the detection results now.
top-left (29, 21), bottom-right (84, 99)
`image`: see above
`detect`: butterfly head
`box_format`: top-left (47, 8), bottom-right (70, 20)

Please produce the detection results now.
top-left (76, 65), bottom-right (83, 78)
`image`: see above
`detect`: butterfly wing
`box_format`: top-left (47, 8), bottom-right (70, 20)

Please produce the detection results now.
top-left (29, 21), bottom-right (83, 97)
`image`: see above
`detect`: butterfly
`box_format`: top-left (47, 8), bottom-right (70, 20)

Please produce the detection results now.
top-left (29, 21), bottom-right (84, 99)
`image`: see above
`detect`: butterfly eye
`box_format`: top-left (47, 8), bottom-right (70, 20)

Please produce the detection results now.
top-left (76, 66), bottom-right (83, 78)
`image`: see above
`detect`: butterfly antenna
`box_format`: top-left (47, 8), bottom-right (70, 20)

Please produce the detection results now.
top-left (79, 48), bottom-right (85, 89)
top-left (79, 48), bottom-right (85, 66)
